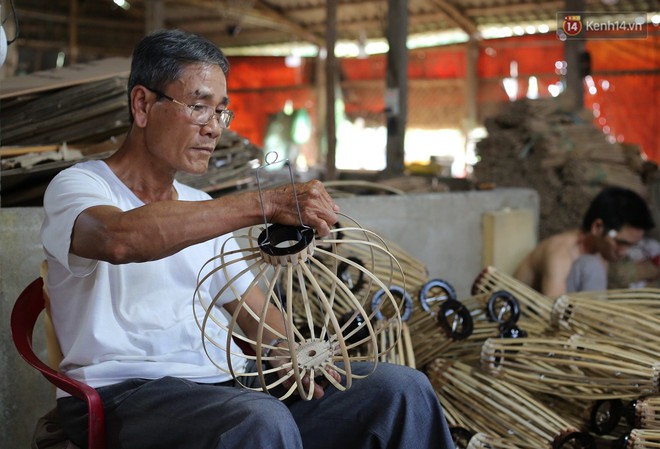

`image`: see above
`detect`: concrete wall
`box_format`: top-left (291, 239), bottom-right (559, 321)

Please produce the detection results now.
top-left (0, 188), bottom-right (539, 447)
top-left (335, 188), bottom-right (539, 297)
top-left (1, 207), bottom-right (52, 448)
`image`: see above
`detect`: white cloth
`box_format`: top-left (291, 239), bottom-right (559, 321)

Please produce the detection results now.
top-left (41, 160), bottom-right (252, 397)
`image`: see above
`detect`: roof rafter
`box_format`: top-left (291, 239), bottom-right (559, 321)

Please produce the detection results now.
top-left (427, 0), bottom-right (480, 37)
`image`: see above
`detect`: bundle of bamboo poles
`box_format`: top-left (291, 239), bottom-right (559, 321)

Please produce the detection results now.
top-left (473, 97), bottom-right (647, 240)
top-left (480, 335), bottom-right (660, 400)
top-left (427, 358), bottom-right (594, 448)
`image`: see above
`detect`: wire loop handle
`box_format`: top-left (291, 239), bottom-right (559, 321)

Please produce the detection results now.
top-left (256, 151), bottom-right (308, 245)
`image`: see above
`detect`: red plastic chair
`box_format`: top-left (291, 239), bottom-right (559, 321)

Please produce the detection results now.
top-left (10, 277), bottom-right (106, 449)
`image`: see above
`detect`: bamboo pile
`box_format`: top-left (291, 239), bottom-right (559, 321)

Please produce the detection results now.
top-left (0, 60), bottom-right (265, 205)
top-left (427, 359), bottom-right (594, 449)
top-left (175, 130), bottom-right (262, 195)
top-left (0, 76), bottom-right (130, 147)
top-left (474, 98), bottom-right (648, 239)
top-left (419, 265), bottom-right (660, 448)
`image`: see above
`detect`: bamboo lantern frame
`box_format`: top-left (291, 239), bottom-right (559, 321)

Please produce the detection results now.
top-left (551, 295), bottom-right (660, 352)
top-left (565, 288), bottom-right (660, 309)
top-left (427, 358), bottom-right (594, 448)
top-left (623, 429), bottom-right (660, 448)
top-left (407, 296), bottom-right (475, 368)
top-left (472, 266), bottom-right (555, 328)
top-left (631, 397), bottom-right (660, 430)
top-left (193, 214), bottom-right (406, 401)
top-left (481, 335), bottom-right (660, 400)
top-left (412, 291), bottom-right (533, 366)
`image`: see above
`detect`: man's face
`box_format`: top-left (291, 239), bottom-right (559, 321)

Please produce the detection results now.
top-left (144, 63), bottom-right (229, 175)
top-left (600, 225), bottom-right (645, 261)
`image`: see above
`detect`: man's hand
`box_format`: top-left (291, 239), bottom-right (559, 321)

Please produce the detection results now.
top-left (265, 180), bottom-right (339, 237)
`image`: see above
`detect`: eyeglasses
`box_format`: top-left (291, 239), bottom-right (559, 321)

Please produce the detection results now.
top-left (145, 86), bottom-right (234, 128)
top-left (606, 229), bottom-right (636, 247)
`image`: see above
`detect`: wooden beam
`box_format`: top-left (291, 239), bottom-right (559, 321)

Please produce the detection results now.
top-left (69, 0), bottom-right (79, 64)
top-left (465, 2), bottom-right (564, 18)
top-left (145, 0), bottom-right (165, 33)
top-left (562, 0), bottom-right (586, 111)
top-left (325, 0), bottom-right (338, 181)
top-left (384, 0), bottom-right (408, 176)
top-left (465, 0), bottom-right (604, 18)
top-left (14, 8), bottom-right (144, 30)
top-left (428, 0), bottom-right (480, 37)
top-left (178, 0), bottom-right (325, 46)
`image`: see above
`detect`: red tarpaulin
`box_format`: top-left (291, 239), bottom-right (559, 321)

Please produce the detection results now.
top-left (227, 33), bottom-right (659, 162)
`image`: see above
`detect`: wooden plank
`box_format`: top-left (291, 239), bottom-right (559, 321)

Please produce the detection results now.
top-left (0, 145), bottom-right (60, 158)
top-left (482, 208), bottom-right (537, 275)
top-left (0, 57), bottom-right (131, 100)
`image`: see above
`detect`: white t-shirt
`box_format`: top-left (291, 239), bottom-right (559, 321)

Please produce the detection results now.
top-left (41, 160), bottom-right (252, 396)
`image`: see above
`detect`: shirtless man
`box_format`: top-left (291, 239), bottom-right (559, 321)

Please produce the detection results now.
top-left (514, 186), bottom-right (654, 297)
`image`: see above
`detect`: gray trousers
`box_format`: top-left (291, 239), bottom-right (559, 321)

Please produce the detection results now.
top-left (57, 362), bottom-right (455, 449)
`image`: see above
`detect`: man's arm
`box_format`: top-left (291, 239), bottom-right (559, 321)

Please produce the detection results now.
top-left (71, 180), bottom-right (338, 264)
top-left (539, 251), bottom-right (573, 298)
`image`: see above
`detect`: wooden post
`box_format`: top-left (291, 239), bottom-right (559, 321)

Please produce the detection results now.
top-left (464, 37), bottom-right (479, 174)
top-left (145, 0), bottom-right (165, 34)
top-left (562, 0), bottom-right (586, 112)
top-left (315, 52), bottom-right (327, 171)
top-left (69, 0), bottom-right (79, 64)
top-left (384, 0), bottom-right (408, 177)
top-left (324, 0), bottom-right (337, 180)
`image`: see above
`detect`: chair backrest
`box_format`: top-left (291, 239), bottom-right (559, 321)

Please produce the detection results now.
top-left (10, 277), bottom-right (106, 449)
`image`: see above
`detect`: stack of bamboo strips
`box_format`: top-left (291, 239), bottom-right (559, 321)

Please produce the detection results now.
top-left (175, 130), bottom-right (262, 195)
top-left (474, 98), bottom-right (648, 239)
top-left (0, 76), bottom-right (263, 203)
top-left (0, 76), bottom-right (130, 147)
